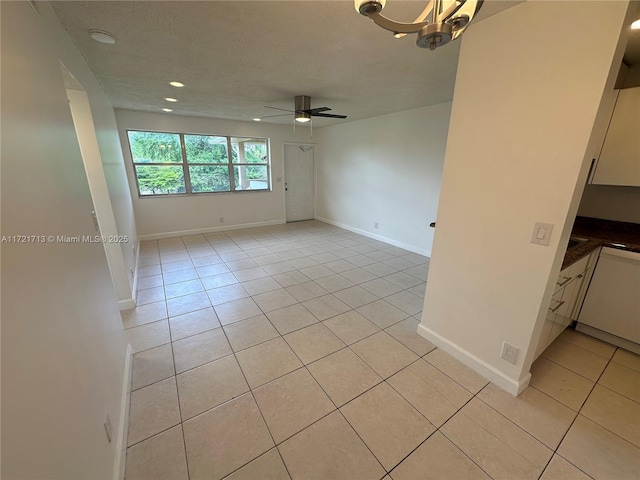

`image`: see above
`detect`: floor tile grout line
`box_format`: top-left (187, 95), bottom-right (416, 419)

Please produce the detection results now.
top-left (472, 384), bottom-right (560, 447)
top-left (537, 353), bottom-right (609, 383)
top-left (170, 340), bottom-right (193, 480)
top-left (561, 346), bottom-right (640, 450)
top-left (594, 377), bottom-right (640, 405)
top-left (125, 421), bottom-right (184, 450)
top-left (433, 383), bottom-right (514, 480)
top-left (545, 335), bottom-right (619, 360)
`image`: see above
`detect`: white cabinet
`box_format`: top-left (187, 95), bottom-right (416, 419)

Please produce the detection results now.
top-left (535, 251), bottom-right (596, 358)
top-left (591, 86), bottom-right (640, 186)
top-left (577, 247), bottom-right (640, 353)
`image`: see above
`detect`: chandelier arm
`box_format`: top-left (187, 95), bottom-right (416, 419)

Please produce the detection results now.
top-left (366, 11), bottom-right (430, 34)
top-left (439, 0), bottom-right (465, 22)
top-left (394, 0), bottom-right (434, 38)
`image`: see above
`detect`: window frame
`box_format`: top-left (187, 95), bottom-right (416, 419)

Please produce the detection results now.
top-left (126, 129), bottom-right (271, 198)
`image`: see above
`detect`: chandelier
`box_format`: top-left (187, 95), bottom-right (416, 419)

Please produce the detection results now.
top-left (355, 0), bottom-right (484, 50)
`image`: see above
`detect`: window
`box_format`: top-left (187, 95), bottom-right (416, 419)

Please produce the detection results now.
top-left (127, 130), bottom-right (270, 196)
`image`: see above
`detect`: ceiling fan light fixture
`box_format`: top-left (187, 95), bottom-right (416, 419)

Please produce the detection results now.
top-left (355, 0), bottom-right (483, 50)
top-left (294, 95), bottom-right (312, 123)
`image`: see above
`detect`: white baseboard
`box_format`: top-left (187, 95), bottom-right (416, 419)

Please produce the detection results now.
top-left (417, 323), bottom-right (531, 396)
top-left (138, 219), bottom-right (286, 241)
top-left (314, 216), bottom-right (431, 258)
top-left (113, 343), bottom-right (133, 480)
top-left (575, 323), bottom-right (640, 354)
top-left (118, 298), bottom-right (136, 311)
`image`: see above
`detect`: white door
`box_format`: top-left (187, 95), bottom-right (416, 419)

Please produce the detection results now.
top-left (284, 144), bottom-right (314, 222)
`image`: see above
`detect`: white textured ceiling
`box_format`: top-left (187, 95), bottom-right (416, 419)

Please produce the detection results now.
top-left (51, 0), bottom-right (524, 126)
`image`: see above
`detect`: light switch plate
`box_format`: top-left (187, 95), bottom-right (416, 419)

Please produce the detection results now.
top-left (531, 222), bottom-right (553, 246)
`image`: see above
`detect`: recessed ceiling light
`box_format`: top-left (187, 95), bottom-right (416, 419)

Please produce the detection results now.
top-left (169, 81), bottom-right (184, 88)
top-left (632, 19), bottom-right (640, 30)
top-left (253, 118), bottom-right (261, 122)
top-left (89, 29), bottom-right (116, 44)
top-left (164, 97), bottom-right (178, 102)
top-left (162, 108), bottom-right (173, 112)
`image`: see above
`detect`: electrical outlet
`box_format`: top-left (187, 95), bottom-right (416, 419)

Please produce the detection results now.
top-left (374, 222), bottom-right (379, 229)
top-left (219, 217), bottom-right (224, 224)
top-left (104, 413), bottom-right (113, 443)
top-left (500, 342), bottom-right (519, 364)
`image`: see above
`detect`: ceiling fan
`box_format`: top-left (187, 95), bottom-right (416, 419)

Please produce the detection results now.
top-left (262, 95), bottom-right (347, 123)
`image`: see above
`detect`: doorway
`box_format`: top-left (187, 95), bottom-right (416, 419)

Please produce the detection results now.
top-left (284, 144), bottom-right (315, 222)
top-left (61, 63), bottom-right (134, 309)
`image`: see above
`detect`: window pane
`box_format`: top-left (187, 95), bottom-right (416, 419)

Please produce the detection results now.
top-left (234, 165), bottom-right (268, 190)
top-left (128, 131), bottom-right (182, 163)
top-left (230, 137), bottom-right (268, 164)
top-left (184, 135), bottom-right (229, 164)
top-left (135, 165), bottom-right (185, 195)
top-left (189, 165), bottom-right (230, 192)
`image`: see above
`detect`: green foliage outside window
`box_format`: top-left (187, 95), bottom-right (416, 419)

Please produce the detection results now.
top-left (127, 130), bottom-right (270, 196)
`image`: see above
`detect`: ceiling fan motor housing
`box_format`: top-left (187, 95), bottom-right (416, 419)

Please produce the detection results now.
top-left (294, 95), bottom-right (311, 122)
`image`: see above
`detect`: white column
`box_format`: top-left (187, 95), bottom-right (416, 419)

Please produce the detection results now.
top-left (419, 0), bottom-right (632, 395)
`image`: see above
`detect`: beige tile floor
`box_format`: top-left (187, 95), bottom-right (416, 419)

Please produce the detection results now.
top-left (122, 220), bottom-right (640, 480)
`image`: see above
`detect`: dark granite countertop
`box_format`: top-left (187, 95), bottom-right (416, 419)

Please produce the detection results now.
top-left (562, 216), bottom-right (640, 269)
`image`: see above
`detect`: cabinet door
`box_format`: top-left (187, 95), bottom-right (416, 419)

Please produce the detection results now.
top-left (592, 87), bottom-right (640, 186)
top-left (579, 248), bottom-right (640, 343)
top-left (588, 87), bottom-right (618, 162)
top-left (536, 289), bottom-right (564, 358)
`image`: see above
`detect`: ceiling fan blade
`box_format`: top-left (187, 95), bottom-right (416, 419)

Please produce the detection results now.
top-left (311, 113), bottom-right (347, 119)
top-left (261, 113), bottom-right (294, 119)
top-left (264, 106), bottom-right (294, 113)
top-left (304, 107), bottom-right (331, 114)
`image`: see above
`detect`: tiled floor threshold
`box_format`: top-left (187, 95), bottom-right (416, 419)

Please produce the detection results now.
top-left (122, 220), bottom-right (640, 480)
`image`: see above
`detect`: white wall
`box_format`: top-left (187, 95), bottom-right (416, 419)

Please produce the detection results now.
top-left (578, 185), bottom-right (640, 223)
top-left (315, 103), bottom-right (451, 256)
top-left (115, 109), bottom-right (312, 237)
top-left (419, 1), bottom-right (631, 394)
top-left (1, 2), bottom-right (130, 478)
top-left (53, 14), bottom-right (138, 304)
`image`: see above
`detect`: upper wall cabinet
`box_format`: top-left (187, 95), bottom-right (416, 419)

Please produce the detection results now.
top-left (590, 86), bottom-right (640, 187)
